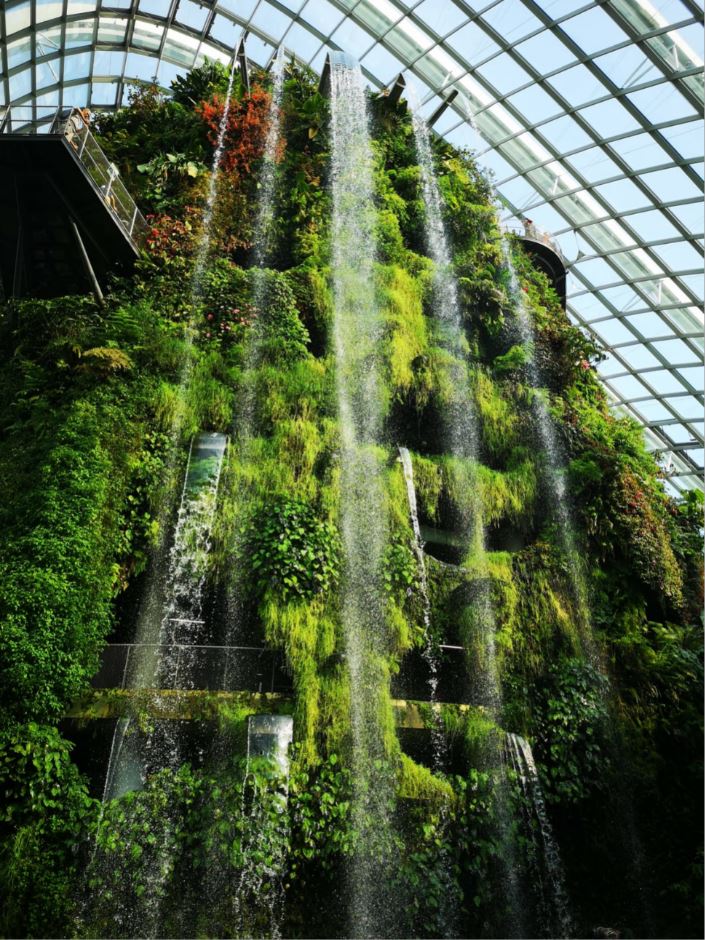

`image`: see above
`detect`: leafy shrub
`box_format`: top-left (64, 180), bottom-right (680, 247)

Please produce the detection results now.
top-left (0, 723), bottom-right (95, 938)
top-left (170, 59), bottom-right (233, 108)
top-left (534, 658), bottom-right (610, 804)
top-left (247, 497), bottom-right (339, 601)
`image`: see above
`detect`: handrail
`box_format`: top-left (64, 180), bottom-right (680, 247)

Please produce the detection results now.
top-left (1, 105), bottom-right (147, 249)
top-left (503, 218), bottom-right (567, 265)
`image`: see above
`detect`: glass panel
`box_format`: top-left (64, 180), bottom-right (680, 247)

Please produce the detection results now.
top-left (93, 50), bottom-right (126, 75)
top-left (604, 373), bottom-right (651, 400)
top-left (124, 51), bottom-right (159, 81)
top-left (640, 166), bottom-right (702, 203)
top-left (36, 0), bottom-right (64, 25)
top-left (162, 30), bottom-right (200, 67)
top-left (506, 84), bottom-right (561, 124)
top-left (591, 318), bottom-right (641, 345)
top-left (642, 369), bottom-right (686, 394)
top-left (329, 16), bottom-right (375, 55)
top-left (577, 98), bottom-right (641, 138)
top-left (617, 345), bottom-right (662, 371)
top-left (91, 80), bottom-right (118, 105)
top-left (445, 20), bottom-right (499, 62)
top-left (560, 6), bottom-right (630, 55)
top-left (5, 1), bottom-right (31, 35)
top-left (9, 69), bottom-right (33, 100)
top-left (175, 0), bottom-right (209, 32)
top-left (66, 20), bottom-right (97, 48)
top-left (299, 0), bottom-right (345, 38)
top-left (132, 21), bottom-right (164, 52)
top-left (477, 52), bottom-right (532, 95)
top-left (216, 0), bottom-right (258, 17)
top-left (514, 28), bottom-right (576, 71)
top-left (360, 43), bottom-right (406, 84)
top-left (539, 114), bottom-right (593, 151)
top-left (250, 3), bottom-right (293, 42)
top-left (593, 46), bottom-right (659, 88)
top-left (480, 0), bottom-right (543, 42)
top-left (632, 398), bottom-right (674, 422)
top-left (651, 338), bottom-right (700, 363)
top-left (594, 177), bottom-right (653, 212)
top-left (566, 146), bottom-right (621, 183)
top-left (67, 0), bottom-right (98, 12)
top-left (677, 366), bottom-right (704, 389)
top-left (546, 62), bottom-right (605, 108)
top-left (628, 83), bottom-right (696, 124)
top-left (139, 0), bottom-right (167, 16)
top-left (414, 0), bottom-right (468, 35)
top-left (97, 17), bottom-right (129, 44)
top-left (608, 132), bottom-right (672, 172)
top-left (7, 38), bottom-right (33, 70)
top-left (663, 397), bottom-right (702, 421)
top-left (282, 21), bottom-right (322, 62)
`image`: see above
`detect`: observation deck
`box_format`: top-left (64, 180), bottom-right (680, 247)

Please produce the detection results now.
top-left (507, 219), bottom-right (567, 307)
top-left (0, 106), bottom-right (146, 301)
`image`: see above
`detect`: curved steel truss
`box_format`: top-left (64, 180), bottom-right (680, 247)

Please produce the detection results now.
top-left (1, 0), bottom-right (702, 492)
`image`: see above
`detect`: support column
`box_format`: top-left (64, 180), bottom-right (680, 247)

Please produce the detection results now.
top-left (69, 217), bottom-right (105, 307)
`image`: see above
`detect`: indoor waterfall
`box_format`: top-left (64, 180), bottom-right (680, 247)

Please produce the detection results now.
top-left (410, 92), bottom-right (530, 937)
top-left (329, 53), bottom-right (395, 938)
top-left (5, 41), bottom-right (696, 940)
top-left (398, 446), bottom-right (446, 769)
top-left (252, 46), bottom-right (286, 272)
top-left (500, 236), bottom-right (593, 646)
top-left (84, 433), bottom-right (227, 938)
top-left (191, 45), bottom-right (241, 295)
top-left (408, 88), bottom-right (500, 714)
top-left (506, 733), bottom-right (573, 938)
top-left (220, 46), bottom-right (287, 694)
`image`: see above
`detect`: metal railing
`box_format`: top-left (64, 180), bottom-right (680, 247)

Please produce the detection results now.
top-left (0, 105), bottom-right (147, 248)
top-left (503, 218), bottom-right (567, 265)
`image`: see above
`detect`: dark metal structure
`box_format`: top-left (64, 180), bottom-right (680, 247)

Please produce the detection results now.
top-left (0, 107), bottom-right (146, 300)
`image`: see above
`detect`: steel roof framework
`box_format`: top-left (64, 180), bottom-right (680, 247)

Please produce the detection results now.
top-left (1, 0), bottom-right (703, 493)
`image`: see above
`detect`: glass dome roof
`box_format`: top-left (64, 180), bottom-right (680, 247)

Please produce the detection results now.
top-left (1, 0), bottom-right (703, 493)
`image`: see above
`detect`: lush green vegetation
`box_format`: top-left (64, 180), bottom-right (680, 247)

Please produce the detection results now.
top-left (0, 60), bottom-right (701, 939)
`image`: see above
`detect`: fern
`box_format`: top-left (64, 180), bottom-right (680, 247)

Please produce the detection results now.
top-left (78, 347), bottom-right (133, 373)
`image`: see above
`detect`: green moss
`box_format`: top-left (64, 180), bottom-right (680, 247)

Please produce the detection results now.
top-left (397, 753), bottom-right (453, 804)
top-left (260, 596), bottom-right (336, 765)
top-left (471, 367), bottom-right (519, 459)
top-left (409, 454), bottom-right (443, 522)
top-left (380, 265), bottom-right (431, 402)
top-left (477, 456), bottom-right (537, 527)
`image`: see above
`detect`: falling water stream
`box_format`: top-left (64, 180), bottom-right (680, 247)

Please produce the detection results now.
top-left (408, 88), bottom-right (500, 711)
top-left (409, 91), bottom-right (528, 937)
top-left (230, 717), bottom-right (294, 939)
top-left (220, 46), bottom-right (287, 695)
top-left (330, 54), bottom-right (393, 938)
top-left (86, 433), bottom-right (227, 937)
top-left (499, 235), bottom-right (593, 647)
top-left (398, 446), bottom-right (446, 770)
top-left (252, 47), bottom-right (286, 272)
top-left (506, 733), bottom-right (573, 938)
top-left (499, 227), bottom-right (654, 932)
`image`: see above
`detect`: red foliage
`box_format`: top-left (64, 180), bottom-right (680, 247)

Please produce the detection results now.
top-left (144, 210), bottom-right (198, 261)
top-left (197, 85), bottom-right (282, 179)
top-left (200, 301), bottom-right (257, 346)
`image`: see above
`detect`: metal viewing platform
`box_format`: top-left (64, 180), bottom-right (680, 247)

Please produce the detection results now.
top-left (0, 106), bottom-right (147, 301)
top-left (506, 219), bottom-right (567, 307)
